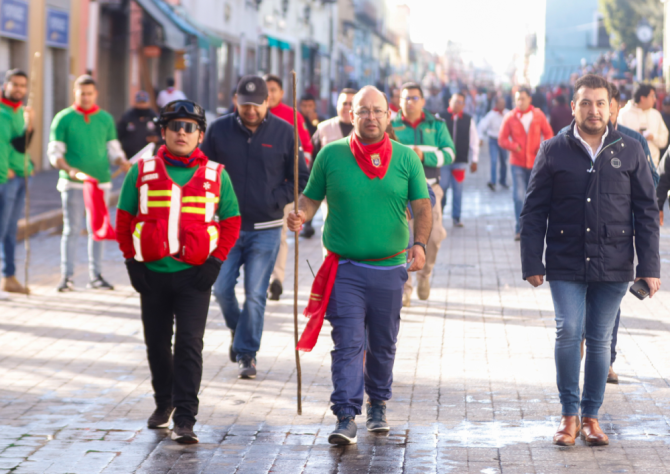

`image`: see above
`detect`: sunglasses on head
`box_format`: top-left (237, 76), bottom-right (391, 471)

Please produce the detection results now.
top-left (167, 120), bottom-right (200, 133)
top-left (163, 100), bottom-right (203, 116)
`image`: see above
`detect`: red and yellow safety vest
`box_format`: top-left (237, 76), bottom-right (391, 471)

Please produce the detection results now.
top-left (131, 156), bottom-right (223, 265)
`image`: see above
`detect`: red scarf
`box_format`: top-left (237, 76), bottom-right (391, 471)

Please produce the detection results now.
top-left (1, 97), bottom-right (21, 112)
top-left (156, 144), bottom-right (208, 168)
top-left (83, 179), bottom-right (116, 241)
top-left (349, 133), bottom-right (393, 180)
top-left (493, 107), bottom-right (504, 114)
top-left (74, 104), bottom-right (100, 123)
top-left (402, 112), bottom-right (425, 129)
top-left (514, 104), bottom-right (534, 119)
top-left (297, 248), bottom-right (407, 352)
top-left (389, 103), bottom-right (399, 113)
top-left (447, 107), bottom-right (463, 119)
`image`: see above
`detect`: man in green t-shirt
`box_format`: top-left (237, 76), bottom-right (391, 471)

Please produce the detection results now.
top-left (288, 86), bottom-right (432, 445)
top-left (47, 75), bottom-right (131, 292)
top-left (0, 69), bottom-right (34, 296)
top-left (116, 100), bottom-right (241, 444)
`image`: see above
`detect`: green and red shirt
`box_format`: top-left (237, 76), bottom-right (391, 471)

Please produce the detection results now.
top-left (0, 100), bottom-right (33, 178)
top-left (303, 137), bottom-right (429, 266)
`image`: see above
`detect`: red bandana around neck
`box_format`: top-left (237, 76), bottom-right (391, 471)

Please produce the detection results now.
top-left (1, 97), bottom-right (21, 112)
top-left (74, 104), bottom-right (100, 123)
top-left (349, 132), bottom-right (393, 180)
top-left (402, 112), bottom-right (425, 129)
top-left (515, 104), bottom-right (534, 119)
top-left (493, 107), bottom-right (504, 114)
top-left (447, 107), bottom-right (463, 119)
top-left (389, 103), bottom-right (399, 113)
top-left (157, 144), bottom-right (208, 168)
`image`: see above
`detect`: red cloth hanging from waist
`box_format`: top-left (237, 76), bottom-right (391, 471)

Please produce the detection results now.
top-left (83, 179), bottom-right (116, 241)
top-left (296, 248), bottom-right (406, 352)
top-left (451, 169), bottom-right (466, 183)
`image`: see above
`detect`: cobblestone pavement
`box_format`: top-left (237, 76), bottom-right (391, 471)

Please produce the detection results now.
top-left (1, 146), bottom-right (670, 473)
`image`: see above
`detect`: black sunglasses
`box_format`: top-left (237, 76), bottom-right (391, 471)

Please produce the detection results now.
top-left (167, 120), bottom-right (200, 133)
top-left (163, 100), bottom-right (203, 116)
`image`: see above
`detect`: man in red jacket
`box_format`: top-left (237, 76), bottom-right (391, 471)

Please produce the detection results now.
top-left (498, 86), bottom-right (554, 240)
top-left (265, 74), bottom-right (314, 300)
top-left (115, 101), bottom-right (241, 444)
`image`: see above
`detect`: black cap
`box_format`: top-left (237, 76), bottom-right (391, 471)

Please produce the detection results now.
top-left (237, 75), bottom-right (268, 106)
top-left (663, 96), bottom-right (670, 106)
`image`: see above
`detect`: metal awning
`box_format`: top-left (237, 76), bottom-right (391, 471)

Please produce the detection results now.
top-left (150, 0), bottom-right (213, 49)
top-left (134, 0), bottom-right (187, 50)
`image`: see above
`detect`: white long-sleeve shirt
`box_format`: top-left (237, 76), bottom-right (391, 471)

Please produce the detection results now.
top-left (477, 108), bottom-right (510, 139)
top-left (617, 103), bottom-right (669, 166)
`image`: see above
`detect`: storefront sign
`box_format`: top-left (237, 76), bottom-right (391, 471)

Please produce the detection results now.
top-left (0, 0), bottom-right (28, 41)
top-left (46, 9), bottom-right (69, 48)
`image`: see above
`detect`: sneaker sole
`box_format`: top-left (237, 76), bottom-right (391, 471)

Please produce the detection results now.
top-left (367, 425), bottom-right (390, 432)
top-left (238, 373), bottom-right (256, 379)
top-left (148, 408), bottom-right (175, 429)
top-left (328, 433), bottom-right (357, 445)
top-left (171, 431), bottom-right (199, 444)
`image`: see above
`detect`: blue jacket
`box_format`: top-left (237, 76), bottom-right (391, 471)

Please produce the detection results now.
top-left (201, 112), bottom-right (309, 232)
top-left (521, 122), bottom-right (660, 282)
top-left (560, 123), bottom-right (659, 187)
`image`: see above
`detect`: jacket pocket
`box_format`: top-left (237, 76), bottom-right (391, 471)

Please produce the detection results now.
top-left (605, 224), bottom-right (633, 239)
top-left (600, 180), bottom-right (630, 194)
top-left (545, 224), bottom-right (584, 273)
top-left (603, 224), bottom-right (634, 273)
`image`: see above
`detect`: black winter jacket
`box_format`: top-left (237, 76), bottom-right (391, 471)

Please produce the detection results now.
top-left (201, 112), bottom-right (309, 231)
top-left (520, 122), bottom-right (660, 282)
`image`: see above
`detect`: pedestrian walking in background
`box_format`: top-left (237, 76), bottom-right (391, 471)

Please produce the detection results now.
top-left (288, 86), bottom-right (432, 446)
top-left (389, 87), bottom-right (400, 119)
top-left (116, 91), bottom-right (160, 159)
top-left (264, 74), bottom-right (314, 300)
top-left (498, 86), bottom-right (553, 241)
top-left (618, 83), bottom-right (668, 167)
top-left (521, 74), bottom-right (660, 448)
top-left (659, 96), bottom-right (670, 159)
top-left (299, 94), bottom-right (322, 137)
top-left (392, 82), bottom-right (455, 304)
top-left (549, 94), bottom-right (572, 135)
top-left (116, 100), bottom-right (241, 445)
top-left (0, 69), bottom-right (33, 296)
top-left (200, 75), bottom-right (308, 379)
top-left (48, 75), bottom-right (131, 292)
top-left (156, 78), bottom-right (187, 109)
top-left (441, 91), bottom-right (479, 226)
top-left (478, 95), bottom-right (509, 191)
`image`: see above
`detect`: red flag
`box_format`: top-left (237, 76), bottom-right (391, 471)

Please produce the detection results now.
top-left (83, 179), bottom-right (116, 241)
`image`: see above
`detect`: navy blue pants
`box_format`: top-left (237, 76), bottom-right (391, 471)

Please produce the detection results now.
top-left (326, 262), bottom-right (408, 417)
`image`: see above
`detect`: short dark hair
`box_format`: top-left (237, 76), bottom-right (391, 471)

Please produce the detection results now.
top-left (300, 94), bottom-right (316, 102)
top-left (400, 82), bottom-right (423, 98)
top-left (166, 77), bottom-right (175, 87)
top-left (340, 88), bottom-right (357, 95)
top-left (516, 86), bottom-right (532, 97)
top-left (572, 74), bottom-right (610, 103)
top-left (555, 94), bottom-right (567, 105)
top-left (453, 90), bottom-right (467, 99)
top-left (264, 74), bottom-right (283, 89)
top-left (633, 83), bottom-right (654, 103)
top-left (74, 75), bottom-right (96, 88)
top-left (4, 69), bottom-right (27, 84)
top-left (609, 83), bottom-right (621, 104)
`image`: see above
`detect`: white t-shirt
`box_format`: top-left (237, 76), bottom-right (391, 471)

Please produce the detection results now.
top-left (520, 111), bottom-right (533, 134)
top-left (156, 88), bottom-right (187, 108)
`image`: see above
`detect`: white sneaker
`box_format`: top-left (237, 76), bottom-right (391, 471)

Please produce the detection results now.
top-left (0, 290), bottom-right (10, 300)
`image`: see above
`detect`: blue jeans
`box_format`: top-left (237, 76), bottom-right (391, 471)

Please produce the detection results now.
top-left (549, 280), bottom-right (628, 418)
top-left (213, 227), bottom-right (281, 360)
top-left (511, 165), bottom-right (533, 233)
top-left (1, 177), bottom-right (29, 277)
top-left (488, 138), bottom-right (508, 187)
top-left (326, 262), bottom-right (408, 417)
top-left (440, 162), bottom-right (468, 220)
top-left (61, 188), bottom-right (105, 279)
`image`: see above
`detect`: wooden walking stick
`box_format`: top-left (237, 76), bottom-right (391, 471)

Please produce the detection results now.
top-left (292, 70), bottom-right (302, 415)
top-left (23, 51), bottom-right (40, 295)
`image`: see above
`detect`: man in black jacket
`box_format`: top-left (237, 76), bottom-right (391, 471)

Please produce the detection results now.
top-left (117, 91), bottom-right (160, 158)
top-left (201, 76), bottom-right (309, 379)
top-left (520, 74), bottom-right (660, 448)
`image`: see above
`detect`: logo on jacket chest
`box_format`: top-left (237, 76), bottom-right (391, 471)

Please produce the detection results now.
top-left (371, 154), bottom-right (381, 167)
top-left (611, 157), bottom-right (621, 168)
top-left (203, 181), bottom-right (212, 190)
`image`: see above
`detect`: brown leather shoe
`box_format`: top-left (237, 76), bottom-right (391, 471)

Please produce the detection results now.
top-left (607, 366), bottom-right (619, 384)
top-left (1, 276), bottom-right (29, 295)
top-left (581, 417), bottom-right (609, 446)
top-left (553, 415), bottom-right (580, 446)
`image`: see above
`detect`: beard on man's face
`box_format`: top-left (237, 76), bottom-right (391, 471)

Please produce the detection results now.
top-left (577, 115), bottom-right (607, 135)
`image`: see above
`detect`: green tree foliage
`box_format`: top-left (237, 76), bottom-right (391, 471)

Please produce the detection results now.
top-left (599, 0), bottom-right (663, 51)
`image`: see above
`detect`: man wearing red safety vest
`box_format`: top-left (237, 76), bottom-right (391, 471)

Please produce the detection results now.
top-left (116, 101), bottom-right (241, 444)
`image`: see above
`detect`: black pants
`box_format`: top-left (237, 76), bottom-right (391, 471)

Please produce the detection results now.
top-left (140, 267), bottom-right (211, 424)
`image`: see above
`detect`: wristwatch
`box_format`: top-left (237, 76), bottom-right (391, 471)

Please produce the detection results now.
top-left (413, 242), bottom-right (426, 254)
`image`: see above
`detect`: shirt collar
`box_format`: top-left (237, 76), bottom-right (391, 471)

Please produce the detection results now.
top-left (573, 123), bottom-right (609, 160)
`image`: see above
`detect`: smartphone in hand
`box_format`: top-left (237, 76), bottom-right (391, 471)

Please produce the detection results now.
top-left (629, 280), bottom-right (650, 300)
